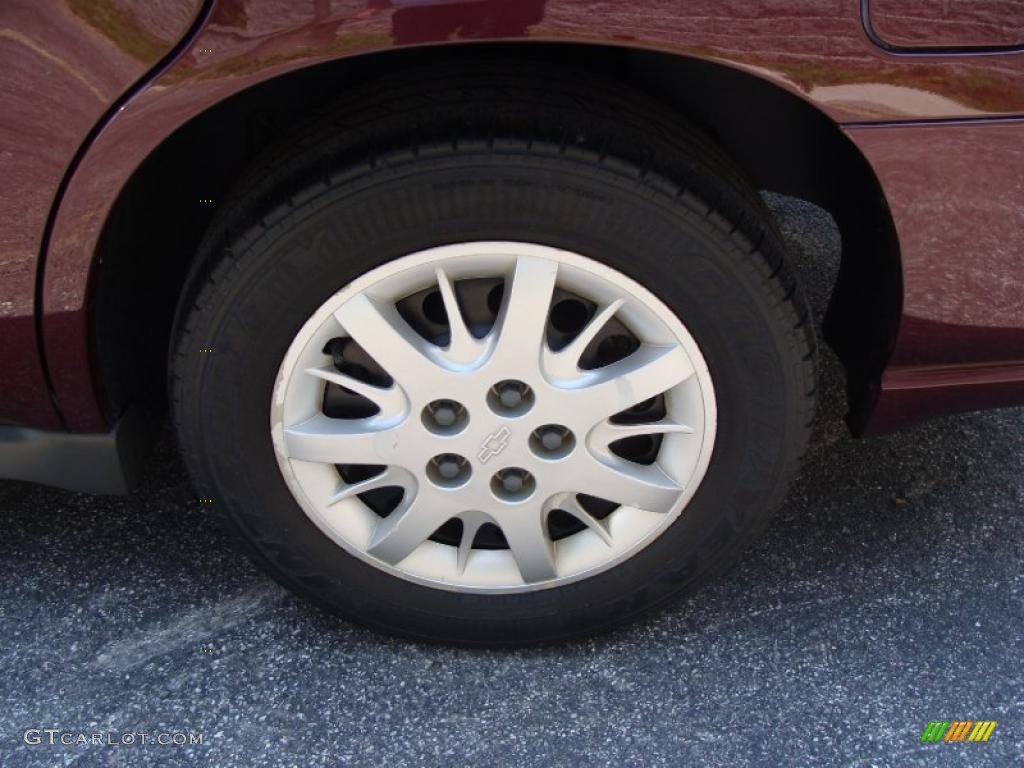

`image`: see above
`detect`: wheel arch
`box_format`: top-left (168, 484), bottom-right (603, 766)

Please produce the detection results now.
top-left (85, 41), bottom-right (900, 433)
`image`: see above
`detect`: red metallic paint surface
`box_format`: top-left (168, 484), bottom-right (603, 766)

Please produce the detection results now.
top-left (868, 0), bottom-right (1024, 49)
top-left (10, 0), bottom-right (1024, 433)
top-left (848, 120), bottom-right (1024, 366)
top-left (847, 120), bottom-right (1024, 432)
top-left (864, 361), bottom-right (1024, 434)
top-left (0, 0), bottom-right (202, 428)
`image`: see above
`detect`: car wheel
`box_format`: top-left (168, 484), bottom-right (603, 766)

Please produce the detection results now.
top-left (171, 68), bottom-right (815, 645)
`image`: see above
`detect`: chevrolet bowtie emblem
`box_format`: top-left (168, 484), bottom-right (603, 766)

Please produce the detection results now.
top-left (478, 426), bottom-right (512, 463)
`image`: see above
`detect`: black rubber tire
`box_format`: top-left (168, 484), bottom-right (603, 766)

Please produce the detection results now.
top-left (171, 65), bottom-right (815, 647)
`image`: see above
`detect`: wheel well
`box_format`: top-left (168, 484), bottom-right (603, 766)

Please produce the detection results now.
top-left (93, 42), bottom-right (900, 432)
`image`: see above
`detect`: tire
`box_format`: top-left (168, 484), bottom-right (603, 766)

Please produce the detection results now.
top-left (171, 66), bottom-right (815, 646)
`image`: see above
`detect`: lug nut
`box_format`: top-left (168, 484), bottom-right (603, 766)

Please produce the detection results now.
top-left (428, 453), bottom-right (470, 487)
top-left (540, 427), bottom-right (564, 451)
top-left (491, 467), bottom-right (535, 500)
top-left (422, 400), bottom-right (467, 434)
top-left (531, 424), bottom-right (575, 459)
top-left (489, 380), bottom-right (534, 415)
top-left (431, 401), bottom-right (458, 427)
top-left (502, 472), bottom-right (525, 493)
top-left (500, 386), bottom-right (522, 408)
top-left (437, 458), bottom-right (461, 479)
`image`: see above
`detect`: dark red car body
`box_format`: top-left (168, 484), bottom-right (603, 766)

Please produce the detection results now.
top-left (2, 0), bottom-right (1023, 491)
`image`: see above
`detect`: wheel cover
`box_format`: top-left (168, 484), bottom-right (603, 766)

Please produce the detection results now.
top-left (271, 242), bottom-right (717, 593)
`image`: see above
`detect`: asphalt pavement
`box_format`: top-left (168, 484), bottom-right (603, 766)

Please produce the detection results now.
top-left (1, 195), bottom-right (1021, 767)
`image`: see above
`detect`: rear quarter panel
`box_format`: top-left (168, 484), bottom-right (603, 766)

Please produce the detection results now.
top-left (0, 0), bottom-right (202, 428)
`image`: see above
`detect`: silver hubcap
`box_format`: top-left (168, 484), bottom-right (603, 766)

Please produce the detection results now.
top-left (271, 242), bottom-right (716, 593)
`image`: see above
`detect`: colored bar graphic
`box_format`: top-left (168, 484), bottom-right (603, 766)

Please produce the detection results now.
top-left (944, 721), bottom-right (971, 741)
top-left (972, 722), bottom-right (997, 742)
top-left (921, 720), bottom-right (996, 742)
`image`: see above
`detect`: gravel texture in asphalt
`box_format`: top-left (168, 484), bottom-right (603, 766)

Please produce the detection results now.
top-left (1, 195), bottom-right (1021, 767)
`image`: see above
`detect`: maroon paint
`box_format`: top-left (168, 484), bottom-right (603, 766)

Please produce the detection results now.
top-left (2, 0), bottom-right (1022, 433)
top-left (847, 119), bottom-right (1024, 367)
top-left (0, 0), bottom-right (202, 428)
top-left (848, 119), bottom-right (1024, 432)
top-left (864, 361), bottom-right (1024, 434)
top-left (868, 0), bottom-right (1024, 49)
